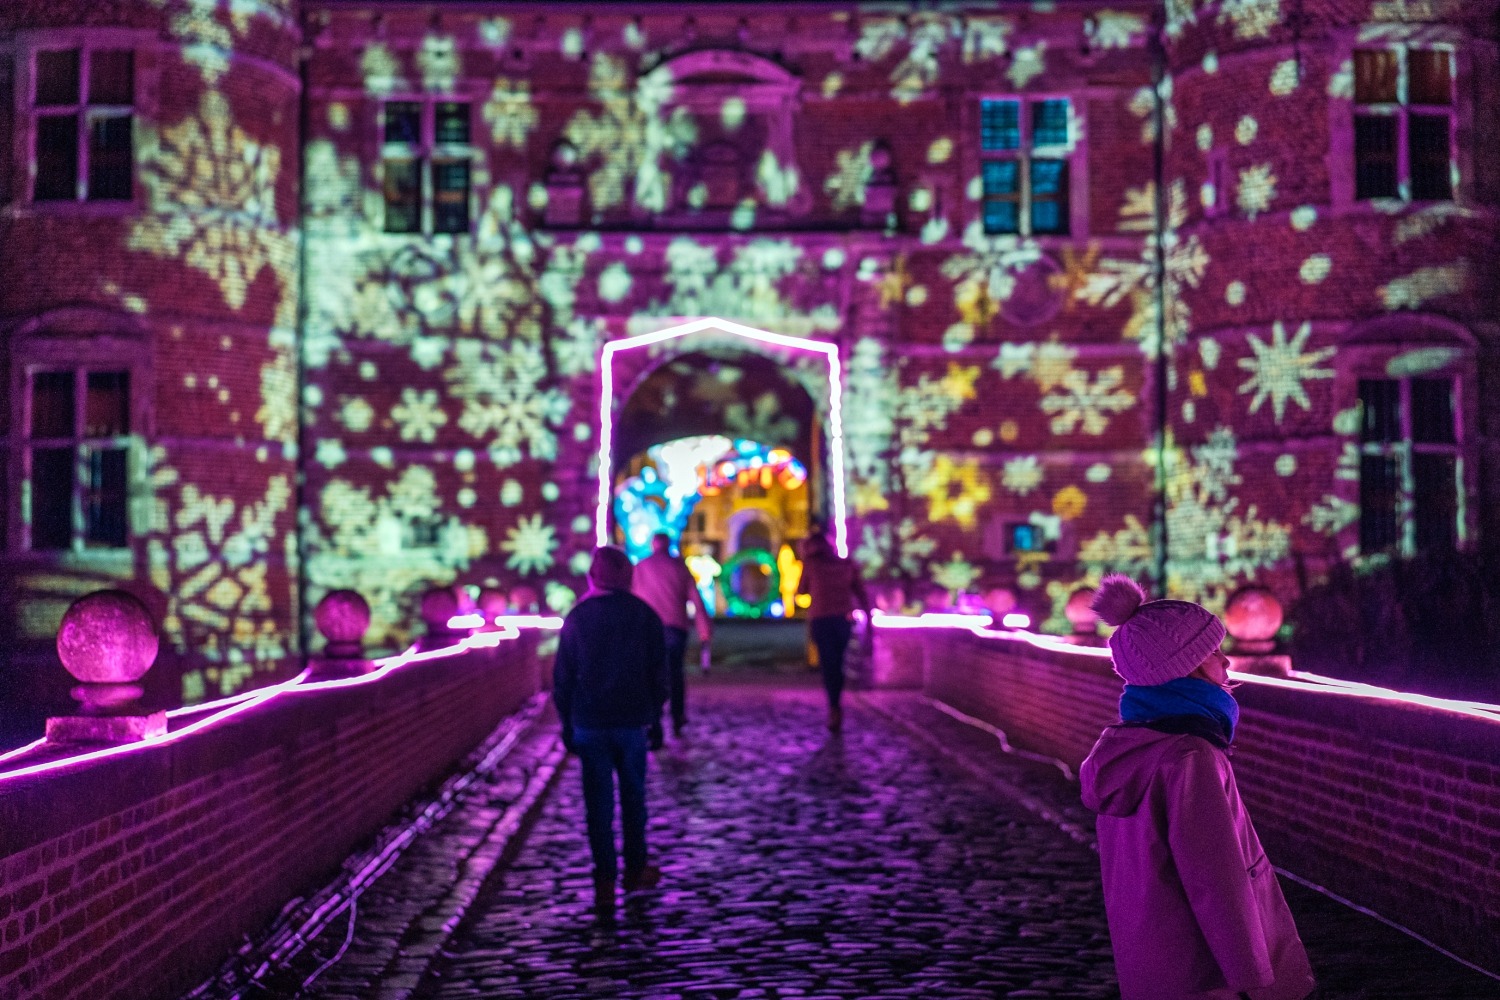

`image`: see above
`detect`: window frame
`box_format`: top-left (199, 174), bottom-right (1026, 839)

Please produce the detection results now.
top-left (18, 37), bottom-right (140, 207)
top-left (974, 93), bottom-right (1085, 239)
top-left (1335, 320), bottom-right (1475, 563)
top-left (378, 96), bottom-right (474, 236)
top-left (6, 319), bottom-right (149, 558)
top-left (1333, 33), bottom-right (1466, 211)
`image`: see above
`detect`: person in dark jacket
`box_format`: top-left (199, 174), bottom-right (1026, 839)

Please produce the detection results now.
top-left (553, 546), bottom-right (668, 916)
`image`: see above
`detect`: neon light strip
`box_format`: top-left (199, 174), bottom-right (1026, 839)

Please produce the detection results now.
top-left (488, 614), bottom-right (564, 630)
top-left (867, 615), bottom-right (1500, 718)
top-left (0, 628), bottom-right (523, 784)
top-left (446, 613), bottom-right (485, 630)
top-left (595, 317), bottom-right (849, 558)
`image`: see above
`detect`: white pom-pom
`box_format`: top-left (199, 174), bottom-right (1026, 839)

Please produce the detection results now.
top-left (1092, 574), bottom-right (1147, 627)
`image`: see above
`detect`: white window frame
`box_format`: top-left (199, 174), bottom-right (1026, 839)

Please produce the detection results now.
top-left (1343, 41), bottom-right (1460, 206)
top-left (22, 41), bottom-right (136, 205)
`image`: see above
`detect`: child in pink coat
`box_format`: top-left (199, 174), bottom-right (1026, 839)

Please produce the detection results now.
top-left (1079, 575), bottom-right (1316, 1000)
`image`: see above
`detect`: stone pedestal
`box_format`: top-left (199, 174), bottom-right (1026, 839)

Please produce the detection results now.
top-left (47, 590), bottom-right (165, 744)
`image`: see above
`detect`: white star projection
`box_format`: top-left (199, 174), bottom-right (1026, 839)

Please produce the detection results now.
top-left (501, 514), bottom-right (559, 575)
top-left (1236, 322), bottom-right (1335, 422)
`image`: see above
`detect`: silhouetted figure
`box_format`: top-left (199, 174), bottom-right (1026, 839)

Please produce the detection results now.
top-left (1080, 575), bottom-right (1315, 1000)
top-left (553, 546), bottom-right (667, 917)
top-left (633, 532), bottom-right (713, 738)
top-left (797, 532), bottom-right (870, 733)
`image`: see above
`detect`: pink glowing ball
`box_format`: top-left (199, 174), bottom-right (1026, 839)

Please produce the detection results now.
top-left (419, 586), bottom-right (463, 627)
top-left (477, 588), bottom-right (509, 617)
top-left (314, 590), bottom-right (371, 645)
top-left (508, 585), bottom-right (540, 613)
top-left (1065, 587), bottom-right (1099, 632)
top-left (56, 590), bottom-right (159, 685)
top-left (1223, 585), bottom-right (1284, 643)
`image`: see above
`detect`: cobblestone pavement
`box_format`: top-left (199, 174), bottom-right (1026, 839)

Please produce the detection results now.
top-left (410, 680), bottom-right (1500, 1000)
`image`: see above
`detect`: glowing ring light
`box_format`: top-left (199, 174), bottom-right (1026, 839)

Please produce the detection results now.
top-left (718, 548), bottom-right (781, 618)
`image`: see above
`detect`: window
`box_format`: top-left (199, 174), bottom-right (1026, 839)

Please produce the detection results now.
top-left (1358, 376), bottom-right (1459, 555)
top-left (1352, 47), bottom-right (1453, 201)
top-left (29, 46), bottom-right (134, 202)
top-left (23, 368), bottom-right (131, 550)
top-left (979, 97), bottom-right (1072, 236)
top-left (382, 100), bottom-right (472, 234)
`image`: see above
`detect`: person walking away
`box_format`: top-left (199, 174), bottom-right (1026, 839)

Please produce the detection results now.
top-left (1079, 574), bottom-right (1315, 1000)
top-left (797, 532), bottom-right (870, 733)
top-left (553, 546), bottom-right (668, 917)
top-left (633, 532), bottom-right (713, 737)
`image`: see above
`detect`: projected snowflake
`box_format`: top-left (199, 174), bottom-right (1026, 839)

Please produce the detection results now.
top-left (502, 514), bottom-right (559, 575)
top-left (1236, 321), bottom-right (1335, 422)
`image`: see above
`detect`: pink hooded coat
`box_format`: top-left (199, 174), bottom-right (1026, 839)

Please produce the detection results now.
top-left (1079, 725), bottom-right (1315, 1000)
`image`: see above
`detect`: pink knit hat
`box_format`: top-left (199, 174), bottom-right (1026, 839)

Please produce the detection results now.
top-left (1091, 575), bottom-right (1226, 686)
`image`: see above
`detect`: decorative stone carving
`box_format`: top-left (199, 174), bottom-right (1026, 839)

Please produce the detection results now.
top-left (999, 253), bottom-right (1065, 328)
top-left (418, 585), bottom-right (474, 649)
top-left (862, 141), bottom-right (897, 228)
top-left (543, 141), bottom-right (584, 227)
top-left (310, 589), bottom-right (373, 677)
top-left (46, 590), bottom-right (167, 744)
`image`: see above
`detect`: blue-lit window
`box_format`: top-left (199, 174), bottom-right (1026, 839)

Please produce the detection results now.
top-left (29, 46), bottom-right (135, 203)
top-left (382, 99), bottom-right (473, 234)
top-left (1353, 47), bottom-right (1453, 202)
top-left (979, 97), bottom-right (1073, 236)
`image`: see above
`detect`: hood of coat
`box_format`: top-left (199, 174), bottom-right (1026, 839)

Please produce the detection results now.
top-left (1079, 725), bottom-right (1209, 818)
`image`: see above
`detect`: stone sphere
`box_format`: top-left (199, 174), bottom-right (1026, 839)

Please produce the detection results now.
top-left (983, 587), bottom-right (1017, 617)
top-left (1223, 585), bottom-right (1283, 643)
top-left (1064, 587), bottom-right (1099, 632)
top-left (314, 590), bottom-right (370, 645)
top-left (477, 588), bottom-right (509, 617)
top-left (419, 586), bottom-right (462, 627)
top-left (56, 590), bottom-right (159, 685)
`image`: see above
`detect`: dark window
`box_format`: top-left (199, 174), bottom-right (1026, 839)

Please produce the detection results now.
top-left (383, 100), bottom-right (472, 235)
top-left (1354, 115), bottom-right (1398, 199)
top-left (383, 159), bottom-right (420, 233)
top-left (384, 102), bottom-right (422, 144)
top-left (1352, 47), bottom-right (1453, 203)
top-left (1358, 376), bottom-right (1460, 556)
top-left (435, 102), bottom-right (470, 144)
top-left (1408, 114), bottom-right (1451, 201)
top-left (1031, 100), bottom-right (1070, 147)
top-left (432, 159), bottom-right (470, 233)
top-left (25, 368), bottom-right (131, 551)
top-left (1007, 523), bottom-right (1050, 554)
top-left (29, 47), bottom-right (133, 203)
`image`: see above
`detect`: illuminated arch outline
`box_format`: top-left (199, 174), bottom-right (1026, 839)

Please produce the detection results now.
top-left (596, 317), bottom-right (849, 557)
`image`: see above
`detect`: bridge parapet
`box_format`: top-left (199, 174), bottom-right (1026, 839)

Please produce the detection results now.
top-left (0, 592), bottom-right (546, 1000)
top-left (882, 624), bottom-right (1500, 974)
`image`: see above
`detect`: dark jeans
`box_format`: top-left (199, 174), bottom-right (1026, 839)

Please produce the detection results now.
top-left (663, 625), bottom-right (689, 725)
top-left (810, 615), bottom-right (853, 708)
top-left (573, 725), bottom-right (649, 880)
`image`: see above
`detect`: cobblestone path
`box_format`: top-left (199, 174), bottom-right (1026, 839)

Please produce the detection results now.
top-left (420, 684), bottom-right (1116, 1000)
top-left (406, 681), bottom-right (1500, 1000)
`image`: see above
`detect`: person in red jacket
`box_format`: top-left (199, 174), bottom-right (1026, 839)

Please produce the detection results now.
top-left (796, 531), bottom-right (869, 733)
top-left (1079, 574), bottom-right (1315, 1000)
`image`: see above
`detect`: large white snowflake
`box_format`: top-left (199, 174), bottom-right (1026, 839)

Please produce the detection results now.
top-left (501, 514), bottom-right (558, 575)
top-left (1236, 321), bottom-right (1335, 422)
top-left (391, 388), bottom-right (449, 443)
top-left (445, 340), bottom-right (570, 465)
top-left (1041, 367), bottom-right (1136, 435)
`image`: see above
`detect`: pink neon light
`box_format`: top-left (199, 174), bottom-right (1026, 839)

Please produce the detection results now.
top-left (595, 318), bottom-right (849, 558)
top-left (489, 614), bottom-right (564, 630)
top-left (0, 628), bottom-right (524, 784)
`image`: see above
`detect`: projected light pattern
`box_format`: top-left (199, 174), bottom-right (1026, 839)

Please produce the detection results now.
top-left (2, 0), bottom-right (1489, 720)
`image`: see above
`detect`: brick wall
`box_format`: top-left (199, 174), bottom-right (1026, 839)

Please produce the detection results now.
top-left (0, 633), bottom-right (543, 1000)
top-left (895, 628), bottom-right (1500, 970)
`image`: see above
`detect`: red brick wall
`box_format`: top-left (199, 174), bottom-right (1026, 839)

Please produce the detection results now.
top-left (0, 634), bottom-right (542, 1000)
top-left (900, 628), bottom-right (1500, 970)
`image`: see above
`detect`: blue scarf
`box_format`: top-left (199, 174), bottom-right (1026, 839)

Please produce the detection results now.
top-left (1119, 677), bottom-right (1240, 744)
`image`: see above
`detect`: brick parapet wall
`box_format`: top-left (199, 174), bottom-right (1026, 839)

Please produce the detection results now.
top-left (897, 628), bottom-right (1500, 971)
top-left (0, 632), bottom-right (543, 1000)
